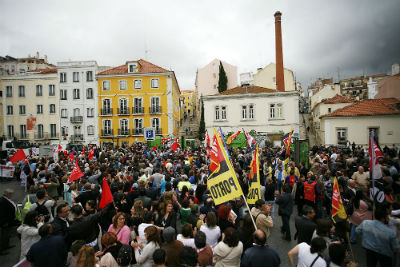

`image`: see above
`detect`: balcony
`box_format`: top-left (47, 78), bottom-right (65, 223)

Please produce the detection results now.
top-left (49, 133), bottom-right (59, 139)
top-left (117, 108), bottom-right (130, 115)
top-left (132, 128), bottom-right (143, 135)
top-left (100, 108), bottom-right (113, 116)
top-left (34, 132), bottom-right (49, 140)
top-left (155, 128), bottom-right (162, 135)
top-left (70, 134), bottom-right (83, 141)
top-left (149, 106), bottom-right (161, 114)
top-left (118, 128), bottom-right (130, 136)
top-left (101, 129), bottom-right (113, 137)
top-left (70, 116), bottom-right (83, 123)
top-left (132, 106), bottom-right (144, 114)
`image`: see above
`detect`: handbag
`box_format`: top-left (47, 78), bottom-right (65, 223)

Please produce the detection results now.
top-left (23, 195), bottom-right (32, 214)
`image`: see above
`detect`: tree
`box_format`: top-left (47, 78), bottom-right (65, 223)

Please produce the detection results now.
top-left (198, 99), bottom-right (205, 140)
top-left (218, 61), bottom-right (228, 93)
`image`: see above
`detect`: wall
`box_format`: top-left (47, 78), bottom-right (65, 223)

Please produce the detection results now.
top-left (253, 63), bottom-right (296, 91)
top-left (310, 84), bottom-right (340, 110)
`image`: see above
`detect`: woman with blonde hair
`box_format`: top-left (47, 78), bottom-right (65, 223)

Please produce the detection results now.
top-left (76, 246), bottom-right (99, 267)
top-left (107, 212), bottom-right (130, 245)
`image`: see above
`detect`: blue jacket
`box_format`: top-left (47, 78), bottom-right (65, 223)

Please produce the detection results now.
top-left (27, 235), bottom-right (67, 267)
top-left (275, 192), bottom-right (294, 216)
top-left (241, 245), bottom-right (280, 267)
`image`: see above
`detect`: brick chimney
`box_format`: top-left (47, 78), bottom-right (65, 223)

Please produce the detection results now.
top-left (274, 11), bottom-right (285, 92)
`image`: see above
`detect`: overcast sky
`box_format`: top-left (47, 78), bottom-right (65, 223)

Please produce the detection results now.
top-left (1, 0), bottom-right (399, 91)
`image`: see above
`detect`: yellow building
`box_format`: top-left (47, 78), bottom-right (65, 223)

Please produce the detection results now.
top-left (97, 59), bottom-right (181, 146)
top-left (180, 90), bottom-right (196, 119)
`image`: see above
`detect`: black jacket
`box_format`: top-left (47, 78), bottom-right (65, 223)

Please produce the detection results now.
top-left (51, 217), bottom-right (70, 237)
top-left (275, 192), bottom-right (294, 216)
top-left (156, 212), bottom-right (177, 230)
top-left (26, 235), bottom-right (67, 267)
top-left (294, 215), bottom-right (316, 244)
top-left (0, 196), bottom-right (17, 227)
top-left (264, 183), bottom-right (276, 201)
top-left (241, 245), bottom-right (281, 267)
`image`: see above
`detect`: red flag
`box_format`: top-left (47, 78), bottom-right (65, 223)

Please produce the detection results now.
top-left (369, 133), bottom-right (383, 180)
top-left (226, 131), bottom-right (241, 145)
top-left (209, 134), bottom-right (224, 172)
top-left (243, 130), bottom-right (256, 147)
top-left (68, 161), bottom-right (84, 183)
top-left (64, 150), bottom-right (68, 157)
top-left (331, 177), bottom-right (347, 223)
top-left (68, 152), bottom-right (74, 162)
top-left (152, 144), bottom-right (158, 152)
top-left (88, 149), bottom-right (95, 160)
top-left (249, 146), bottom-right (258, 179)
top-left (206, 131), bottom-right (211, 147)
top-left (171, 141), bottom-right (178, 151)
top-left (54, 144), bottom-right (62, 153)
top-left (99, 178), bottom-right (113, 209)
top-left (10, 149), bottom-right (27, 164)
top-left (81, 147), bottom-right (85, 155)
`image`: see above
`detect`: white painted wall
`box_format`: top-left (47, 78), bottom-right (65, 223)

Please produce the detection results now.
top-left (322, 115), bottom-right (400, 146)
top-left (310, 84), bottom-right (341, 110)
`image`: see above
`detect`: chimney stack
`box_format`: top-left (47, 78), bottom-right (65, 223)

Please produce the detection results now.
top-left (274, 11), bottom-right (285, 92)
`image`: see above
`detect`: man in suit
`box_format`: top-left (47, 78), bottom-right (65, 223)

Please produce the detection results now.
top-left (0, 188), bottom-right (17, 255)
top-left (294, 205), bottom-right (316, 244)
top-left (51, 203), bottom-right (70, 237)
top-left (276, 184), bottom-right (294, 241)
top-left (26, 224), bottom-right (67, 267)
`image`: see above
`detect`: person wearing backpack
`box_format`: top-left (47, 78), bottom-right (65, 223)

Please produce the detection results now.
top-left (29, 189), bottom-right (55, 223)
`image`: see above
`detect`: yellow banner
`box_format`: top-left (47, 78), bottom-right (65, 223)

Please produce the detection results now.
top-left (207, 128), bottom-right (243, 205)
top-left (247, 145), bottom-right (261, 204)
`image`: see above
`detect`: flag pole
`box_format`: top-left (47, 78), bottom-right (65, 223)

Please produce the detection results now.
top-left (242, 194), bottom-right (258, 230)
top-left (370, 131), bottom-right (376, 220)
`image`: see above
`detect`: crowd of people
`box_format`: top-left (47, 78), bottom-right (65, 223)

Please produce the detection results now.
top-left (0, 141), bottom-right (399, 267)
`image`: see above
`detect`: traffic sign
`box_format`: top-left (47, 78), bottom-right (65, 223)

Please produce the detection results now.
top-left (144, 127), bottom-right (155, 141)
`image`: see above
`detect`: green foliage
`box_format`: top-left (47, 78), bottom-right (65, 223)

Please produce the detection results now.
top-left (218, 61), bottom-right (228, 93)
top-left (198, 99), bottom-right (205, 140)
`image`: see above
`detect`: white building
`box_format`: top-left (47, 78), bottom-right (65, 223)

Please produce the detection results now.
top-left (57, 61), bottom-right (101, 145)
top-left (320, 98), bottom-right (400, 146)
top-left (310, 83), bottom-right (341, 110)
top-left (203, 85), bottom-right (299, 139)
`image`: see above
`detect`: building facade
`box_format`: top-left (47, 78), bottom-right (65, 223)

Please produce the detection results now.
top-left (253, 63), bottom-right (296, 91)
top-left (320, 98), bottom-right (400, 146)
top-left (97, 59), bottom-right (181, 146)
top-left (340, 73), bottom-right (388, 100)
top-left (310, 83), bottom-right (341, 110)
top-left (203, 85), bottom-right (299, 140)
top-left (0, 52), bottom-right (53, 76)
top-left (180, 90), bottom-right (196, 119)
top-left (1, 69), bottom-right (59, 143)
top-left (57, 61), bottom-right (101, 145)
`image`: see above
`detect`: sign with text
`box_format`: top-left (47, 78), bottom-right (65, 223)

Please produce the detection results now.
top-left (144, 127), bottom-right (155, 141)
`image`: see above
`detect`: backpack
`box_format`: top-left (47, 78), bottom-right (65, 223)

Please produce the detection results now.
top-left (35, 201), bottom-right (50, 221)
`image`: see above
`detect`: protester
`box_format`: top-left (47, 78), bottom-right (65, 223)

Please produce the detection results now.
top-left (161, 226), bottom-right (183, 267)
top-left (132, 225), bottom-right (161, 267)
top-left (75, 245), bottom-right (99, 267)
top-left (250, 199), bottom-right (273, 240)
top-left (17, 210), bottom-right (44, 259)
top-left (295, 205), bottom-right (316, 244)
top-left (276, 184), bottom-right (294, 241)
top-left (288, 237), bottom-right (327, 267)
top-left (199, 211), bottom-right (221, 249)
top-left (213, 227), bottom-right (243, 267)
top-left (108, 212), bottom-right (131, 245)
top-left (195, 230), bottom-right (213, 267)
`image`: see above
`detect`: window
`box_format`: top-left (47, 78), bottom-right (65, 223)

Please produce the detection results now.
top-left (86, 88), bottom-right (93, 99)
top-left (60, 72), bottom-right (67, 83)
top-left (119, 98), bottom-right (128, 114)
top-left (102, 99), bottom-right (111, 114)
top-left (221, 106), bottom-right (226, 120)
top-left (50, 104), bottom-right (56, 114)
top-left (18, 86), bottom-right (25, 97)
top-left (61, 126), bottom-right (68, 138)
top-left (151, 78), bottom-right (159, 88)
top-left (87, 125), bottom-right (94, 135)
top-left (60, 89), bottom-right (67, 100)
top-left (37, 124), bottom-right (44, 138)
top-left (73, 108), bottom-right (80, 117)
top-left (20, 125), bottom-right (27, 139)
top-left (215, 106), bottom-right (220, 120)
top-left (49, 84), bottom-right (55, 96)
top-left (50, 124), bottom-right (57, 138)
top-left (269, 103), bottom-right (283, 119)
top-left (73, 72), bottom-right (79, 82)
top-left (61, 109), bottom-right (68, 118)
top-left (150, 97), bottom-right (160, 113)
top-left (134, 119), bottom-right (143, 134)
top-left (119, 80), bottom-right (127, 90)
top-left (337, 128), bottom-right (347, 145)
top-left (134, 98), bottom-right (143, 113)
top-left (249, 105), bottom-right (254, 119)
top-left (6, 86), bottom-right (12, 97)
top-left (87, 108), bottom-right (94, 117)
top-left (19, 105), bottom-right (26, 115)
top-left (86, 71), bottom-right (93, 82)
top-left (134, 79), bottom-right (142, 89)
top-left (152, 118), bottom-right (160, 130)
top-left (103, 120), bottom-right (112, 135)
top-left (328, 108), bottom-right (331, 113)
top-left (242, 106), bottom-right (247, 119)
top-left (36, 85), bottom-right (43, 96)
top-left (37, 105), bottom-right (43, 114)
top-left (120, 119), bottom-right (129, 135)
top-left (102, 80), bottom-right (110, 91)
top-left (7, 125), bottom-right (14, 138)
top-left (7, 105), bottom-right (13, 115)
top-left (73, 89), bottom-right (80, 99)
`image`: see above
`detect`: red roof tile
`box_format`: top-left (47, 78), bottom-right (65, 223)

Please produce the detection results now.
top-left (322, 94), bottom-right (355, 104)
top-left (322, 98), bottom-right (400, 118)
top-left (97, 59), bottom-right (169, 75)
top-left (217, 85), bottom-right (276, 95)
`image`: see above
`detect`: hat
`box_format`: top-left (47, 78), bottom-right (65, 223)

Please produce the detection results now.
top-left (163, 226), bottom-right (176, 242)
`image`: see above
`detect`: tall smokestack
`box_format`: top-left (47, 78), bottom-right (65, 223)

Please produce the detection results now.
top-left (274, 11), bottom-right (285, 92)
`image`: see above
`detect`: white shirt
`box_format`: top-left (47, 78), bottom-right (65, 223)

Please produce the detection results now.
top-left (177, 234), bottom-right (196, 249)
top-left (200, 225), bottom-right (221, 248)
top-left (138, 223), bottom-right (153, 245)
top-left (297, 242), bottom-right (326, 267)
